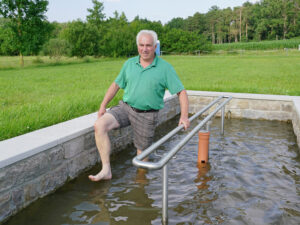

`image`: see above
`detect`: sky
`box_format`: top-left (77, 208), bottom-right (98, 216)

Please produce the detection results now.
top-left (46, 0), bottom-right (259, 24)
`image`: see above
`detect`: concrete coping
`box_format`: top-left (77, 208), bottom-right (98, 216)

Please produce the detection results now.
top-left (187, 91), bottom-right (300, 123)
top-left (0, 91), bottom-right (174, 169)
top-left (294, 97), bottom-right (300, 117)
top-left (187, 90), bottom-right (300, 102)
top-left (0, 90), bottom-right (299, 169)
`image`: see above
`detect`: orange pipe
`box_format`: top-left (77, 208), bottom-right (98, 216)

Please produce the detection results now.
top-left (198, 131), bottom-right (210, 164)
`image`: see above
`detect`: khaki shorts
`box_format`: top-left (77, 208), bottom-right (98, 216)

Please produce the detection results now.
top-left (107, 101), bottom-right (159, 150)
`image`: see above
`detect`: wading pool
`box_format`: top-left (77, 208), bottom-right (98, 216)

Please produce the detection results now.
top-left (4, 116), bottom-right (300, 225)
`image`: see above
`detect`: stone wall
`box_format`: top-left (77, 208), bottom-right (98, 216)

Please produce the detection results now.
top-left (189, 96), bottom-right (293, 121)
top-left (0, 94), bottom-right (180, 223)
top-left (188, 91), bottom-right (300, 147)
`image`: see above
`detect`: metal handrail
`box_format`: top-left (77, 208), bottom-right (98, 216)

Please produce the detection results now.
top-left (132, 95), bottom-right (232, 224)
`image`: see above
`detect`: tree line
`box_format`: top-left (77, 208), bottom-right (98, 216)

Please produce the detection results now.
top-left (1, 0), bottom-right (300, 65)
top-left (171, 0), bottom-right (300, 44)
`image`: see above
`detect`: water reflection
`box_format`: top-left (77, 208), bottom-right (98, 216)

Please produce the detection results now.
top-left (108, 168), bottom-right (159, 225)
top-left (135, 168), bottom-right (149, 185)
top-left (194, 162), bottom-right (212, 190)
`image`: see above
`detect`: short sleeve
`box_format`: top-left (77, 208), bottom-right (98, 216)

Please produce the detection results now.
top-left (165, 65), bottom-right (184, 95)
top-left (115, 61), bottom-right (128, 89)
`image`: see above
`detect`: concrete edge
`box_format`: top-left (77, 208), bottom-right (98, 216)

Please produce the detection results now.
top-left (187, 90), bottom-right (300, 102)
top-left (292, 98), bottom-right (300, 147)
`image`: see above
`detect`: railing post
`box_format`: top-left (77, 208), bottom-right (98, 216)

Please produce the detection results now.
top-left (221, 106), bottom-right (225, 135)
top-left (162, 163), bottom-right (168, 224)
top-left (206, 120), bottom-right (211, 132)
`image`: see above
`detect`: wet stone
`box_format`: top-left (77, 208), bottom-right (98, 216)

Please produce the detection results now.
top-left (39, 165), bottom-right (68, 197)
top-left (86, 149), bottom-right (99, 166)
top-left (0, 192), bottom-right (11, 222)
top-left (67, 152), bottom-right (90, 179)
top-left (24, 181), bottom-right (39, 204)
top-left (12, 188), bottom-right (24, 211)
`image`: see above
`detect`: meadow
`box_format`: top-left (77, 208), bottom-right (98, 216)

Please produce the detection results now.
top-left (1, 50), bottom-right (300, 140)
top-left (212, 38), bottom-right (300, 51)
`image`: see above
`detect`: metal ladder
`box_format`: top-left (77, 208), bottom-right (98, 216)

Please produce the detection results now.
top-left (132, 95), bottom-right (232, 224)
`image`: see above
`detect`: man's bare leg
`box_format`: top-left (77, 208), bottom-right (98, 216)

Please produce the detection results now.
top-left (89, 113), bottom-right (120, 181)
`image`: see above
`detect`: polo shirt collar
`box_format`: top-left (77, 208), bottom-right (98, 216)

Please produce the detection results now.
top-left (136, 55), bottom-right (158, 68)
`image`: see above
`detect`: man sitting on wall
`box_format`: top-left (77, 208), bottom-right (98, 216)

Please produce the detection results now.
top-left (89, 30), bottom-right (190, 181)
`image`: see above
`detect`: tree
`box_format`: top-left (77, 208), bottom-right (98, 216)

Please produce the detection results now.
top-left (61, 20), bottom-right (100, 57)
top-left (290, 0), bottom-right (300, 37)
top-left (0, 17), bottom-right (18, 55)
top-left (242, 2), bottom-right (253, 41)
top-left (100, 11), bottom-right (136, 57)
top-left (206, 6), bottom-right (220, 44)
top-left (86, 0), bottom-right (105, 27)
top-left (0, 0), bottom-right (51, 66)
top-left (165, 17), bottom-right (185, 30)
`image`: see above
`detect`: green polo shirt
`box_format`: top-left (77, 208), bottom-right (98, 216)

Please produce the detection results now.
top-left (115, 55), bottom-right (184, 110)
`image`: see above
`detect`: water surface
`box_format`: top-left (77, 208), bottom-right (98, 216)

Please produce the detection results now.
top-left (5, 116), bottom-right (300, 225)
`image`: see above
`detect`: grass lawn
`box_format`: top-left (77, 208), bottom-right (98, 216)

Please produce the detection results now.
top-left (1, 51), bottom-right (300, 140)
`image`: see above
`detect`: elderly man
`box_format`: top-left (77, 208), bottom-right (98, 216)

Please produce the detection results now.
top-left (89, 30), bottom-right (190, 181)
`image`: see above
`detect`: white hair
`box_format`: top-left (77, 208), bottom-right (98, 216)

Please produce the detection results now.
top-left (136, 30), bottom-right (158, 47)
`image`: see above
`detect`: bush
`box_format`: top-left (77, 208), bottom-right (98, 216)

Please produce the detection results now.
top-left (61, 21), bottom-right (100, 57)
top-left (161, 29), bottom-right (212, 54)
top-left (32, 56), bottom-right (44, 64)
top-left (42, 38), bottom-right (71, 58)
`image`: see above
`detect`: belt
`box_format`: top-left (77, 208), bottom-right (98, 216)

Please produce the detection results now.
top-left (124, 102), bottom-right (158, 113)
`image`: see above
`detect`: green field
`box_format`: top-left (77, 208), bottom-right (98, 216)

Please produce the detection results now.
top-left (212, 38), bottom-right (300, 51)
top-left (1, 51), bottom-right (300, 141)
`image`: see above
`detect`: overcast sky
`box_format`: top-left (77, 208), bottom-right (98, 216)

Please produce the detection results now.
top-left (46, 0), bottom-right (259, 24)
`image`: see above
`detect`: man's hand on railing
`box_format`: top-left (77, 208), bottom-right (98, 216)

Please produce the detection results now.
top-left (179, 117), bottom-right (190, 130)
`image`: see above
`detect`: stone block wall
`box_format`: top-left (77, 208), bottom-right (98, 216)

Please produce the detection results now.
top-left (0, 95), bottom-right (180, 223)
top-left (0, 133), bottom-right (99, 222)
top-left (188, 91), bottom-right (300, 148)
top-left (188, 96), bottom-right (293, 121)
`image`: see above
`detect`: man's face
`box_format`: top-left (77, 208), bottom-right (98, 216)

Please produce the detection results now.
top-left (137, 34), bottom-right (156, 61)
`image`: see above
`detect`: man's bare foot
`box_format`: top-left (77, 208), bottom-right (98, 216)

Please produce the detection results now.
top-left (88, 169), bottom-right (112, 182)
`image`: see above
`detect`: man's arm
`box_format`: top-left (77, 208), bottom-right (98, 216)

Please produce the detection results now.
top-left (177, 90), bottom-right (190, 130)
top-left (98, 82), bottom-right (120, 118)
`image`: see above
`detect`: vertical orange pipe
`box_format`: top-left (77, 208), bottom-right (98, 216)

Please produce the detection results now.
top-left (198, 131), bottom-right (210, 164)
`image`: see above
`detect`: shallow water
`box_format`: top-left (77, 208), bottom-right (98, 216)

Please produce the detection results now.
top-left (4, 116), bottom-right (300, 225)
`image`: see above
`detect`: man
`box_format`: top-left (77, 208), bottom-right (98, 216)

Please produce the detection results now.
top-left (89, 30), bottom-right (190, 182)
